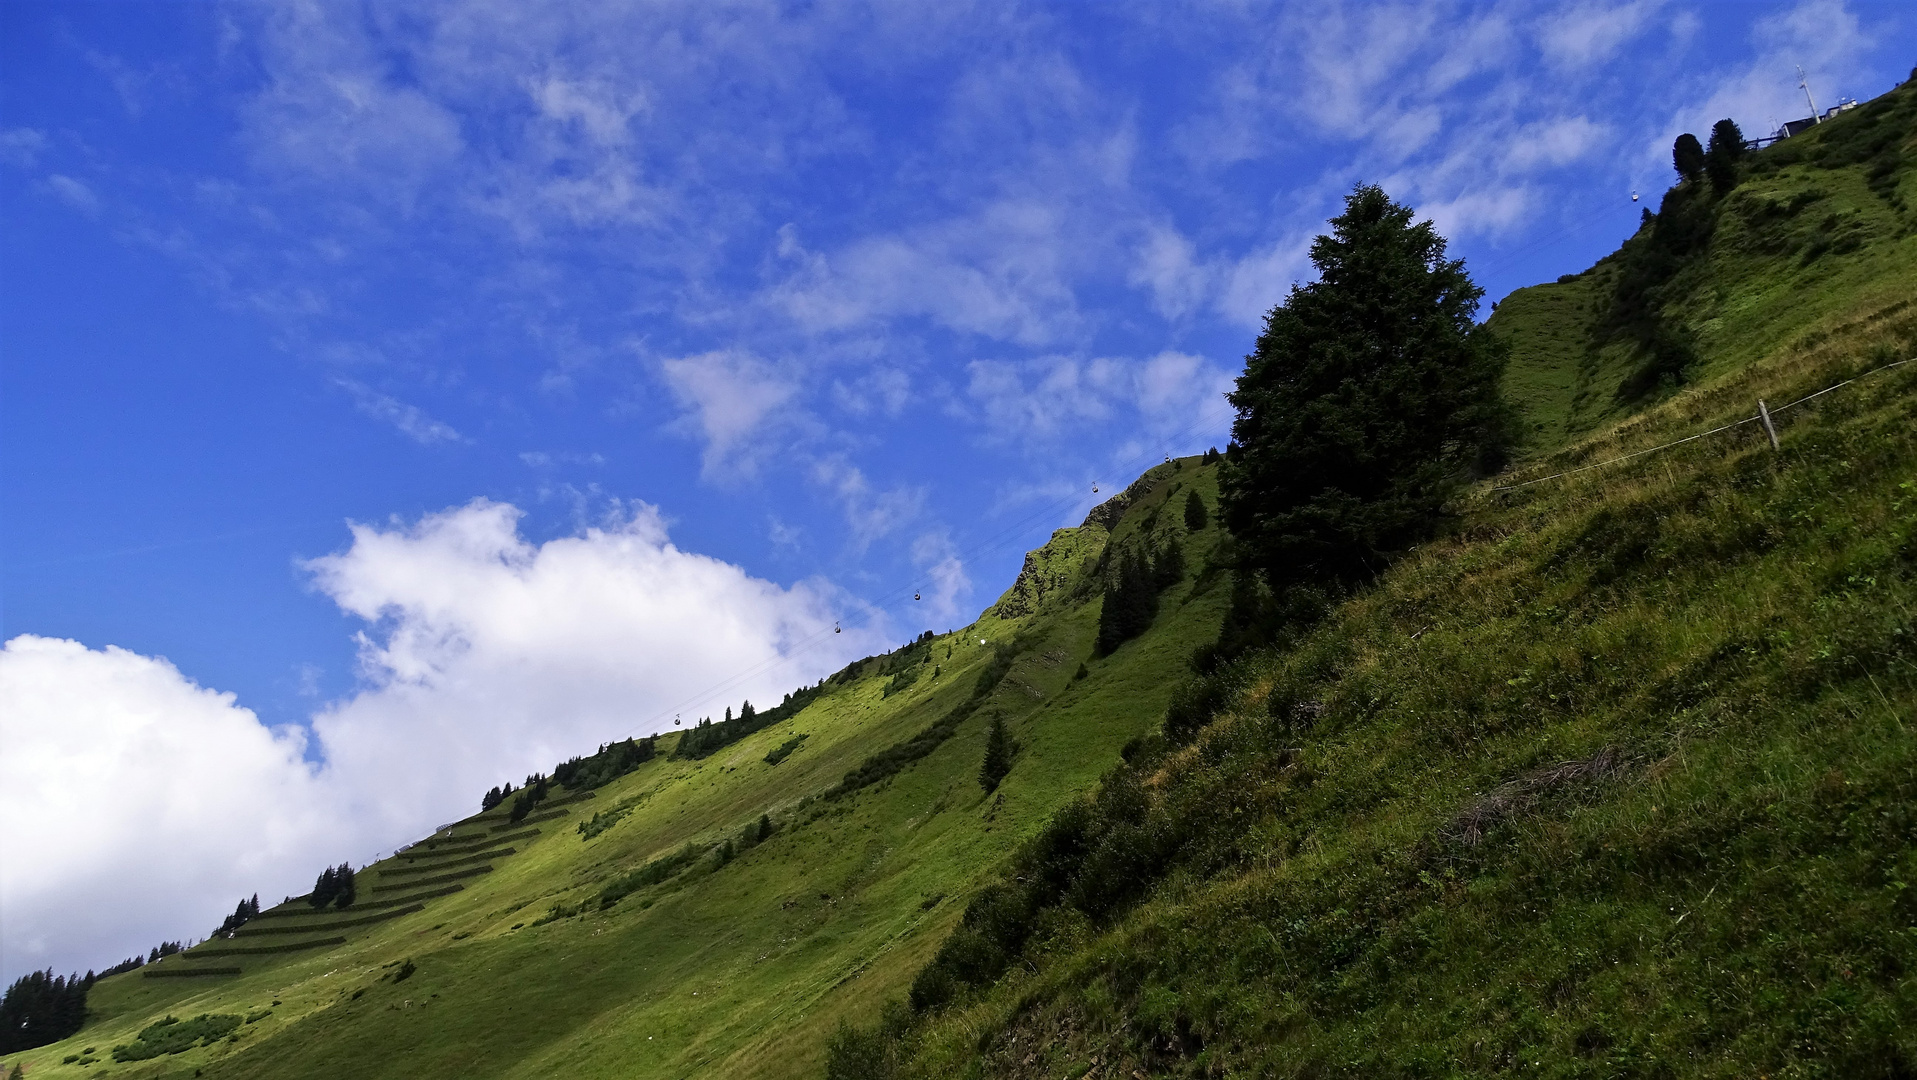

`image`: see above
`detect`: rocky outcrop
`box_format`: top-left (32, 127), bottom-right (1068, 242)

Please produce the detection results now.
top-left (990, 526), bottom-right (1106, 619)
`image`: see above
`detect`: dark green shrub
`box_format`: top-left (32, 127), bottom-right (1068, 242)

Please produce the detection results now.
top-left (763, 734), bottom-right (808, 765)
top-left (111, 1014), bottom-right (241, 1061)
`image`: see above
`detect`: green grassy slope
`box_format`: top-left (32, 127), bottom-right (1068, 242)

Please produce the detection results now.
top-left (872, 81), bottom-right (1917, 1078)
top-left (1490, 80), bottom-right (1917, 453)
top-left (15, 72), bottom-right (1915, 1080)
top-left (9, 461), bottom-right (1233, 1080)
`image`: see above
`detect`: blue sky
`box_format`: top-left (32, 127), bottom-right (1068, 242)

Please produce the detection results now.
top-left (2, 0), bottom-right (1909, 981)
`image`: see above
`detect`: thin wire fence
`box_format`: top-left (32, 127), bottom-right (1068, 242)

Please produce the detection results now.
top-left (1492, 355), bottom-right (1914, 492)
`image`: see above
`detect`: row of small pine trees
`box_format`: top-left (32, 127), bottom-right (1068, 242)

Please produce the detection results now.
top-left (308, 864), bottom-right (356, 910)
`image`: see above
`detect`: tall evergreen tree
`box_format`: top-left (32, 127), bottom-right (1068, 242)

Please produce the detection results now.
top-left (1705, 118), bottom-right (1746, 192)
top-left (1153, 535), bottom-right (1186, 590)
top-left (1095, 547), bottom-right (1159, 654)
top-left (310, 866), bottom-right (339, 909)
top-left (1219, 184), bottom-right (1509, 585)
top-left (979, 713), bottom-right (1013, 793)
top-left (1672, 132), bottom-right (1705, 183)
top-left (335, 864), bottom-right (357, 909)
top-left (1182, 489), bottom-right (1209, 530)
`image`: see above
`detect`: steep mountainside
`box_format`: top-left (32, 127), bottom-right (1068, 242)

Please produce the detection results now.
top-left (1492, 77), bottom-right (1916, 450)
top-left (866, 75), bottom-right (1917, 1078)
top-left (11, 458), bottom-right (1233, 1080)
top-left (11, 72), bottom-right (1915, 1080)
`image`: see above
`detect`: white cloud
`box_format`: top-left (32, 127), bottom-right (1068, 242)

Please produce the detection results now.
top-left (1419, 185), bottom-right (1534, 242)
top-left (830, 366), bottom-right (912, 418)
top-left (808, 457), bottom-right (925, 551)
top-left (0, 637), bottom-right (329, 982)
top-left (1537, 0), bottom-right (1661, 70)
top-left (1129, 223), bottom-right (1210, 321)
top-left (42, 174), bottom-right (101, 215)
top-left (239, 4), bottom-right (463, 193)
top-left (1633, 0), bottom-right (1876, 191)
top-left (964, 355), bottom-right (1114, 441)
top-left (963, 350), bottom-right (1235, 447)
top-left (2, 500), bottom-right (868, 982)
top-left (303, 499), bottom-right (855, 837)
top-left (908, 532), bottom-right (970, 625)
top-left (338, 379), bottom-right (465, 445)
top-left (0, 127), bottom-right (47, 167)
top-left (659, 350), bottom-right (801, 477)
top-left (769, 202), bottom-right (1082, 347)
top-left (519, 450), bottom-right (607, 468)
top-left (1503, 116), bottom-right (1610, 172)
top-left (1218, 234), bottom-right (1313, 329)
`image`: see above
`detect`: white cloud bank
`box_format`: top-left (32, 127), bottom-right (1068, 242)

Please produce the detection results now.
top-left (0, 500), bottom-right (862, 983)
top-left (0, 637), bottom-right (328, 978)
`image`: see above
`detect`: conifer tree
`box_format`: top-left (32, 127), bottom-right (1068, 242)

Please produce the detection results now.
top-left (1705, 118), bottom-right (1746, 192)
top-left (310, 866), bottom-right (339, 909)
top-left (979, 713), bottom-right (1014, 792)
top-left (1096, 547), bottom-right (1160, 654)
top-left (335, 864), bottom-right (357, 909)
top-left (1183, 489), bottom-right (1208, 530)
top-left (0, 969), bottom-right (91, 1053)
top-left (1672, 132), bottom-right (1705, 182)
top-left (1220, 184), bottom-right (1509, 585)
top-left (1153, 536), bottom-right (1186, 590)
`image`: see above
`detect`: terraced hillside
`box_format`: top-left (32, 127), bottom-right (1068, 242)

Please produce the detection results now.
top-left (14, 456), bottom-right (1234, 1080)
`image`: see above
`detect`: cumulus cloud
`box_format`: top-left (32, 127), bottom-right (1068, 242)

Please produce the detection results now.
top-left (1, 500), bottom-right (867, 983)
top-left (0, 637), bottom-right (330, 982)
top-left (303, 498), bottom-right (854, 836)
top-left (830, 366), bottom-right (912, 418)
top-left (1217, 234), bottom-right (1313, 328)
top-left (1502, 116), bottom-right (1610, 172)
top-left (1419, 185), bottom-right (1534, 243)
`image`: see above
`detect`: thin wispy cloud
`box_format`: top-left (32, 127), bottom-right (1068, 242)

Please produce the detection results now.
top-left (337, 379), bottom-right (465, 446)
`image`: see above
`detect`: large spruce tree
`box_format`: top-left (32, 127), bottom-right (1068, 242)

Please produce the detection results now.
top-left (1219, 184), bottom-right (1509, 584)
top-left (978, 713), bottom-right (1013, 793)
top-left (1705, 118), bottom-right (1747, 192)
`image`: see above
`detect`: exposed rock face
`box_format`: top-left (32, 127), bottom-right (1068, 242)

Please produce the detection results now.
top-left (1080, 472), bottom-right (1162, 530)
top-left (990, 526), bottom-right (1106, 619)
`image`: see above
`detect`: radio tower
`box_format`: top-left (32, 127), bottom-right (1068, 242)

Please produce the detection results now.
top-left (1798, 65), bottom-right (1821, 124)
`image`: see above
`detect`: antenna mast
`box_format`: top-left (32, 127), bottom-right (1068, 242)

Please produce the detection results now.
top-left (1798, 65), bottom-right (1821, 124)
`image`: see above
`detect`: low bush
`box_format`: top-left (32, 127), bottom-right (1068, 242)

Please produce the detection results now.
top-left (111, 1014), bottom-right (241, 1061)
top-left (599, 842), bottom-right (708, 908)
top-left (763, 733), bottom-right (808, 765)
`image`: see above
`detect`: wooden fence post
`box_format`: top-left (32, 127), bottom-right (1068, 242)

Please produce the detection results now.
top-left (1758, 399), bottom-right (1780, 451)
